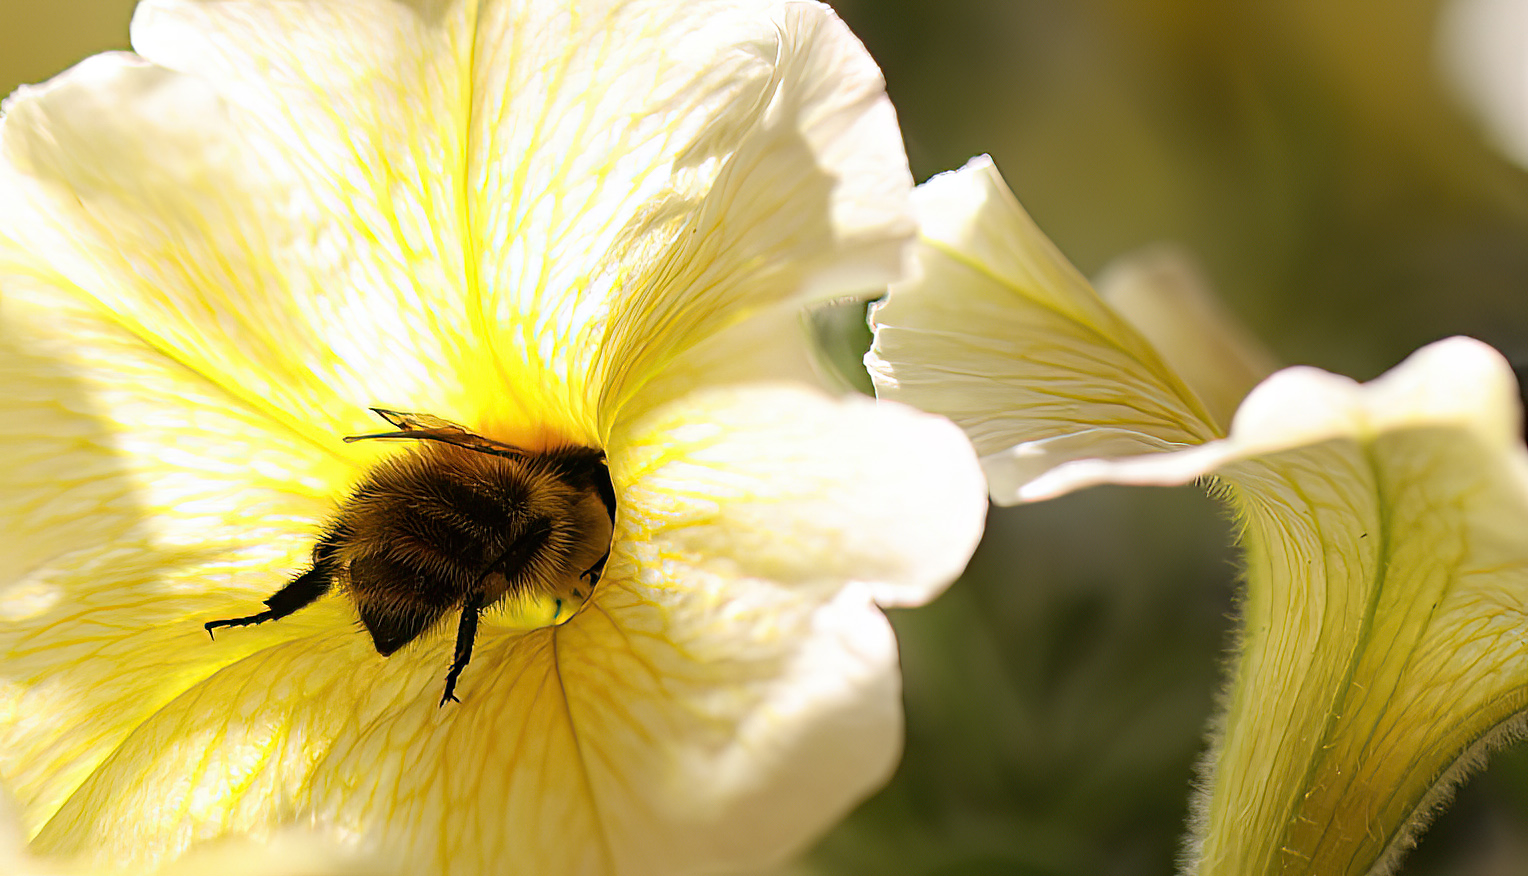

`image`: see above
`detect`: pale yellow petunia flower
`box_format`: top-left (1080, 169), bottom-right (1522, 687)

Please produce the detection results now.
top-left (868, 156), bottom-right (1528, 876)
top-left (0, 2), bottom-right (988, 875)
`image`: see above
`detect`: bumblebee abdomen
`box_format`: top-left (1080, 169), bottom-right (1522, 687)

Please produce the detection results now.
top-left (345, 553), bottom-right (457, 655)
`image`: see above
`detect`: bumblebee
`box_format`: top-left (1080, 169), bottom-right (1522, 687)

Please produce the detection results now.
top-left (206, 409), bottom-right (615, 705)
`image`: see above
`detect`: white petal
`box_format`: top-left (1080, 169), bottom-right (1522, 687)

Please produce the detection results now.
top-left (977, 428), bottom-right (1188, 501)
top-left (1023, 337), bottom-right (1524, 501)
top-left (587, 1), bottom-right (915, 426)
top-left (623, 298), bottom-right (847, 412)
top-left (867, 157), bottom-right (1220, 505)
top-left (611, 383), bottom-right (988, 607)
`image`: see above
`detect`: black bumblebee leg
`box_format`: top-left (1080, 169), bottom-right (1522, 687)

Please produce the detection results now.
top-left (580, 550), bottom-right (610, 586)
top-left (440, 591), bottom-right (485, 707)
top-left (205, 559), bottom-right (336, 639)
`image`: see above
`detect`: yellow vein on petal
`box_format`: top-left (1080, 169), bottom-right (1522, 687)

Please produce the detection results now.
top-left (33, 636), bottom-right (326, 844)
top-left (1304, 447), bottom-right (1500, 868)
top-left (586, 599), bottom-right (666, 693)
top-left (457, 1), bottom-right (531, 417)
top-left (1213, 435), bottom-right (1515, 875)
top-left (32, 173), bottom-right (327, 449)
top-left (478, 6), bottom-right (639, 429)
top-left (339, 103), bottom-right (463, 380)
top-left (251, 52), bottom-right (468, 397)
top-left (551, 625), bottom-right (617, 876)
top-left (4, 264), bottom-right (355, 471)
top-left (154, 112), bottom-right (367, 425)
top-left (523, 13), bottom-right (593, 394)
top-left (1219, 485), bottom-right (1335, 860)
top-left (1283, 448), bottom-right (1392, 863)
top-left (920, 236), bottom-right (1223, 444)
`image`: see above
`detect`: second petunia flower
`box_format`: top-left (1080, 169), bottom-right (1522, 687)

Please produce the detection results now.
top-left (868, 155), bottom-right (1528, 876)
top-left (0, 2), bottom-right (987, 875)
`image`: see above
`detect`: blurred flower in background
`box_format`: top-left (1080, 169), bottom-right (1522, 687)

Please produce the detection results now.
top-left (1440, 0), bottom-right (1528, 171)
top-left (6, 1), bottom-right (1528, 875)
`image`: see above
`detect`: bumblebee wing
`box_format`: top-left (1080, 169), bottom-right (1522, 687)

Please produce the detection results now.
top-left (343, 408), bottom-right (530, 459)
top-left (368, 409), bottom-right (462, 432)
top-left (428, 432), bottom-right (532, 459)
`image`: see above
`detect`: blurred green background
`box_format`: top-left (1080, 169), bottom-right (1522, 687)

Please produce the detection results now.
top-left (5, 1), bottom-right (1528, 874)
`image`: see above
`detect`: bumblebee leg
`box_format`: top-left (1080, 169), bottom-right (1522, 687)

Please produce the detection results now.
top-left (580, 460), bottom-right (615, 590)
top-left (437, 520), bottom-right (551, 705)
top-left (440, 591), bottom-right (486, 707)
top-left (205, 560), bottom-right (335, 639)
top-left (579, 550), bottom-right (610, 585)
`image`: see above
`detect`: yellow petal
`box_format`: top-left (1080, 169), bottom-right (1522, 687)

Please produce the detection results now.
top-left (866, 156), bottom-right (1219, 505)
top-left (132, 0), bottom-right (605, 442)
top-left (1003, 337), bottom-right (1528, 875)
top-left (30, 584), bottom-right (904, 876)
top-left (3, 781), bottom-right (383, 876)
top-left (137, 0), bottom-right (913, 438)
top-left (6, 819), bottom-right (384, 876)
top-left (1197, 339), bottom-right (1528, 875)
top-left (149, 833), bottom-right (385, 876)
top-left (2, 5), bottom-right (938, 872)
top-left (0, 272), bottom-right (350, 840)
